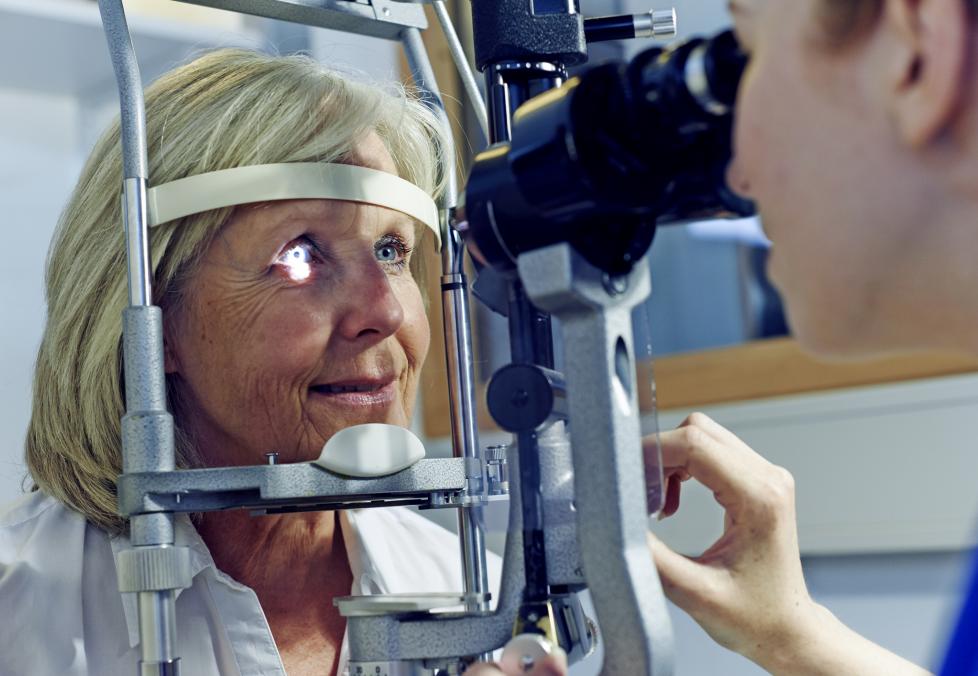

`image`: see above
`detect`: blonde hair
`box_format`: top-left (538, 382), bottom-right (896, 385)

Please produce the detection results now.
top-left (26, 49), bottom-right (446, 535)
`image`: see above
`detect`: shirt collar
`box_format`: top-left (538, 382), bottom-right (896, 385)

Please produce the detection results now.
top-left (110, 510), bottom-right (379, 650)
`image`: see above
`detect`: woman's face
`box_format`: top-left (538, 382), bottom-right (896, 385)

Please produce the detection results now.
top-left (728, 0), bottom-right (966, 356)
top-left (166, 134), bottom-right (430, 466)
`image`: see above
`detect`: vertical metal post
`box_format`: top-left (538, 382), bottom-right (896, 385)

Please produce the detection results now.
top-left (519, 245), bottom-right (674, 675)
top-left (482, 60), bottom-right (566, 606)
top-left (98, 2), bottom-right (184, 674)
top-left (430, 0), bottom-right (489, 144)
top-left (401, 28), bottom-right (491, 618)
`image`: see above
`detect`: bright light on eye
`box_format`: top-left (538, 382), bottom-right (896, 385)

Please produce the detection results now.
top-left (277, 243), bottom-right (313, 282)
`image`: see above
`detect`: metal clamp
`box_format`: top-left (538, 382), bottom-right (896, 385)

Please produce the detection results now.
top-left (116, 546), bottom-right (192, 593)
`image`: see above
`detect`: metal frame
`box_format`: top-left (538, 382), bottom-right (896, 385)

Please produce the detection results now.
top-left (518, 245), bottom-right (674, 675)
top-left (97, 1), bottom-right (674, 673)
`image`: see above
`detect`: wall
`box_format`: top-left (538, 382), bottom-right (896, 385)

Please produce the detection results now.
top-left (0, 88), bottom-right (82, 499)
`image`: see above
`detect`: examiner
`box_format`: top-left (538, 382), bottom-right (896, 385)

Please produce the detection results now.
top-left (645, 1), bottom-right (978, 675)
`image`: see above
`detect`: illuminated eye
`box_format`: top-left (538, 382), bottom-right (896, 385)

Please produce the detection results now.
top-left (275, 241), bottom-right (314, 282)
top-left (376, 244), bottom-right (399, 263)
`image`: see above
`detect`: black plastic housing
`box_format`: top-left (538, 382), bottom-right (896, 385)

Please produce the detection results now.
top-left (464, 29), bottom-right (756, 277)
top-left (471, 0), bottom-right (588, 70)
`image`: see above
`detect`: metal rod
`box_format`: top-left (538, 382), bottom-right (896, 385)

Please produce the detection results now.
top-left (584, 10), bottom-right (678, 43)
top-left (402, 28), bottom-right (457, 207)
top-left (99, 5), bottom-right (183, 674)
top-left (138, 591), bottom-right (180, 676)
top-left (138, 591), bottom-right (178, 661)
top-left (402, 27), bottom-right (491, 617)
top-left (98, 0), bottom-right (147, 180)
top-left (99, 0), bottom-right (152, 307)
top-left (430, 0), bottom-right (489, 144)
top-left (122, 178), bottom-right (152, 308)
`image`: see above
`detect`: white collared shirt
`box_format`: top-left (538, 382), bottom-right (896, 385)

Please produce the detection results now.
top-left (0, 491), bottom-right (501, 676)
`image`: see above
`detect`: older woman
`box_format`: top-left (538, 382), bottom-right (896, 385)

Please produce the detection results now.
top-left (0, 49), bottom-right (560, 676)
top-left (643, 1), bottom-right (978, 675)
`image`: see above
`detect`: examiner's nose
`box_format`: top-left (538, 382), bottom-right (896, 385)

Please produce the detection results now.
top-left (726, 157), bottom-right (754, 201)
top-left (336, 265), bottom-right (405, 342)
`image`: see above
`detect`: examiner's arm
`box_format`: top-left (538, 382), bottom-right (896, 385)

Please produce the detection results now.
top-left (648, 413), bottom-right (931, 675)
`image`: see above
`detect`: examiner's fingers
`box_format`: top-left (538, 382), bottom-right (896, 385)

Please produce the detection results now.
top-left (462, 664), bottom-right (503, 675)
top-left (530, 653), bottom-right (568, 676)
top-left (646, 413), bottom-right (794, 525)
top-left (661, 472), bottom-right (683, 517)
top-left (654, 425), bottom-right (755, 508)
top-left (678, 411), bottom-right (755, 455)
top-left (463, 651), bottom-right (567, 676)
top-left (646, 530), bottom-right (720, 609)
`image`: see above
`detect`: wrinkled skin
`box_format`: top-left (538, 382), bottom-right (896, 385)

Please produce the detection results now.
top-left (166, 133), bottom-right (430, 468)
top-left (163, 134), bottom-right (432, 675)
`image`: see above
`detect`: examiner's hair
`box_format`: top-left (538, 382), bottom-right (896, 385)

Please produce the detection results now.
top-left (25, 49), bottom-right (447, 535)
top-left (818, 0), bottom-right (977, 45)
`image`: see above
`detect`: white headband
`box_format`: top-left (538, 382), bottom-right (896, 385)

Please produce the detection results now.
top-left (146, 162), bottom-right (441, 249)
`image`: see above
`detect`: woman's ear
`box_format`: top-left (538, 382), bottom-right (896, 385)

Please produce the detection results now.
top-left (885, 0), bottom-right (970, 148)
top-left (163, 319), bottom-right (182, 375)
top-left (163, 340), bottom-right (180, 375)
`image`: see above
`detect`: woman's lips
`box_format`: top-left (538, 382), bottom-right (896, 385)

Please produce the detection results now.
top-left (309, 380), bottom-right (397, 408)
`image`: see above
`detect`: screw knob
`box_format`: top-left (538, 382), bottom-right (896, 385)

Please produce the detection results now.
top-left (652, 9), bottom-right (678, 36)
top-left (485, 445), bottom-right (508, 462)
top-left (636, 8), bottom-right (678, 39)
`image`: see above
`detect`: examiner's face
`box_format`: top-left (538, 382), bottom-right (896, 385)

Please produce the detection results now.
top-left (728, 0), bottom-right (942, 355)
top-left (165, 134), bottom-right (430, 466)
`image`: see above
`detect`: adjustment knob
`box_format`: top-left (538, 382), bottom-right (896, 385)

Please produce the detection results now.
top-left (636, 8), bottom-right (678, 39)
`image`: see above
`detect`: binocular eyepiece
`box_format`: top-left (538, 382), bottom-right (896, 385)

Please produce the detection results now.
top-left (464, 29), bottom-right (756, 277)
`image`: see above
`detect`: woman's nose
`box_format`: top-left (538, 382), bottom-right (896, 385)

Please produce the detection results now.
top-left (335, 265), bottom-right (405, 343)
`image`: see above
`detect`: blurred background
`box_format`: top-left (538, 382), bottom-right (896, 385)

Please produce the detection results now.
top-left (1, 1), bottom-right (977, 673)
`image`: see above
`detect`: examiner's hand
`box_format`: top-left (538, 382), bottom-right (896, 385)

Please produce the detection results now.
top-left (645, 413), bottom-right (819, 666)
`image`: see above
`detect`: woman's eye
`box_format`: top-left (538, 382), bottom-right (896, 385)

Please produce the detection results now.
top-left (274, 239), bottom-right (319, 282)
top-left (376, 244), bottom-right (399, 263)
top-left (375, 235), bottom-right (411, 270)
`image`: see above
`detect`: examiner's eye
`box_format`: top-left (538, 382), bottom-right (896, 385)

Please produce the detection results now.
top-left (274, 238), bottom-right (319, 282)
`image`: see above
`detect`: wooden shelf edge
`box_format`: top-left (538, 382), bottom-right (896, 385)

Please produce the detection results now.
top-left (424, 337), bottom-right (978, 439)
top-left (643, 337), bottom-right (978, 412)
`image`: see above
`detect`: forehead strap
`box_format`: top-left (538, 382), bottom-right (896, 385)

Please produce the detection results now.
top-left (146, 162), bottom-right (441, 249)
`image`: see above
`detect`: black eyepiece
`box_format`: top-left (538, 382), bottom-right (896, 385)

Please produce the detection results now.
top-left (464, 29), bottom-right (756, 277)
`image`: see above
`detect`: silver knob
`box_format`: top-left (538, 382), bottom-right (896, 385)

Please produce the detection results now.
top-left (485, 444), bottom-right (508, 462)
top-left (500, 634), bottom-right (556, 673)
top-left (635, 8), bottom-right (678, 39)
top-left (484, 445), bottom-right (510, 496)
